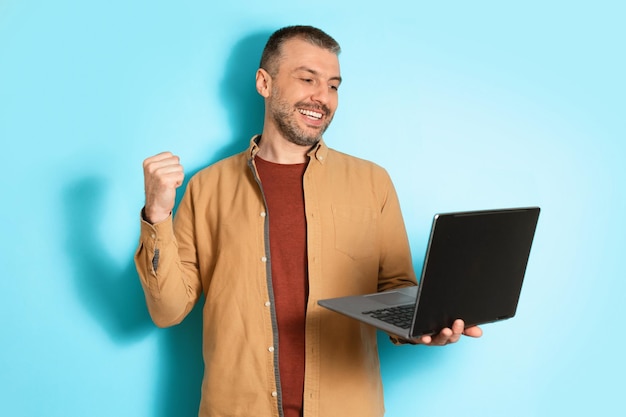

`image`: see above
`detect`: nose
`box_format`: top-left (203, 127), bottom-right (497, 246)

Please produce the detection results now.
top-left (310, 84), bottom-right (331, 106)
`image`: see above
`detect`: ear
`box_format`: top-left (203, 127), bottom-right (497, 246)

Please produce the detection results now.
top-left (256, 68), bottom-right (272, 98)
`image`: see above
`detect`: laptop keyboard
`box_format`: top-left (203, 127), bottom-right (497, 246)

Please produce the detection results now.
top-left (362, 304), bottom-right (415, 329)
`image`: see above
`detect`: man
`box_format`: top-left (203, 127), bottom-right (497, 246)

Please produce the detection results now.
top-left (135, 25), bottom-right (481, 417)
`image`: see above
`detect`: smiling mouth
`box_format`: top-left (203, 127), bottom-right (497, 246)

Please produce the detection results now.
top-left (298, 108), bottom-right (324, 120)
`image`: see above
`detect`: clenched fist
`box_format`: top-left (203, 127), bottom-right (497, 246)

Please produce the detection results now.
top-left (142, 152), bottom-right (185, 224)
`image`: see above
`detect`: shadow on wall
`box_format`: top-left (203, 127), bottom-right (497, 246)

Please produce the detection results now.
top-left (64, 178), bottom-right (153, 343)
top-left (64, 30), bottom-right (269, 417)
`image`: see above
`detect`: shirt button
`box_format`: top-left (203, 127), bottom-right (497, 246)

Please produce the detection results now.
top-left (260, 211), bottom-right (266, 217)
top-left (264, 301), bottom-right (271, 307)
top-left (150, 233), bottom-right (156, 239)
top-left (268, 346), bottom-right (275, 352)
top-left (261, 256), bottom-right (267, 262)
top-left (318, 155), bottom-right (324, 161)
top-left (271, 391), bottom-right (278, 397)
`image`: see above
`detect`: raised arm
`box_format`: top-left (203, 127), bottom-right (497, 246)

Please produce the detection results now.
top-left (134, 152), bottom-right (201, 327)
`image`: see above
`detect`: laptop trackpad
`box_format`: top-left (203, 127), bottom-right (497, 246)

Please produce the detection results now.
top-left (365, 291), bottom-right (414, 306)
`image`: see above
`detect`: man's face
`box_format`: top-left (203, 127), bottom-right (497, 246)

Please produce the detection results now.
top-left (266, 38), bottom-right (341, 147)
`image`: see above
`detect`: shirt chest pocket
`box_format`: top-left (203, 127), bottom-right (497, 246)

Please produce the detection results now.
top-left (332, 205), bottom-right (378, 260)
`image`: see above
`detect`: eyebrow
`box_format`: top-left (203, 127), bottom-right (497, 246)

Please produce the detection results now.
top-left (293, 66), bottom-right (342, 84)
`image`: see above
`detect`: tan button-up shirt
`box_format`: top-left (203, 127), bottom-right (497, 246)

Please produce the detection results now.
top-left (135, 137), bottom-right (417, 417)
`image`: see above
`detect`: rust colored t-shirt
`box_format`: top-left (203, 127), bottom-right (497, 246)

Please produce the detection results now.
top-left (255, 156), bottom-right (308, 417)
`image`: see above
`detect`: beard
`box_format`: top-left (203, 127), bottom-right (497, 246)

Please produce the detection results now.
top-left (268, 86), bottom-right (334, 147)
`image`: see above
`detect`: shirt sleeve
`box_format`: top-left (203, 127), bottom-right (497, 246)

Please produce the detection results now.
top-left (376, 171), bottom-right (418, 292)
top-left (134, 208), bottom-right (202, 328)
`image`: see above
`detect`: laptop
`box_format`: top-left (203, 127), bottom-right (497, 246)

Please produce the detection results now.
top-left (318, 207), bottom-right (540, 339)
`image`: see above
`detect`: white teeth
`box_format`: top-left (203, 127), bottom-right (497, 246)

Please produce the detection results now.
top-left (299, 109), bottom-right (322, 119)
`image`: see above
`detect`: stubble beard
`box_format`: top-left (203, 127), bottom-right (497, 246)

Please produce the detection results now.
top-left (269, 87), bottom-right (333, 147)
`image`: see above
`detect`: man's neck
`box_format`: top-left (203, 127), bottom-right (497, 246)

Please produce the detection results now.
top-left (256, 131), bottom-right (313, 164)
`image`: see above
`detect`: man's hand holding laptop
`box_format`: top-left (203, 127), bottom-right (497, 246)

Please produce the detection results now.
top-left (401, 319), bottom-right (483, 346)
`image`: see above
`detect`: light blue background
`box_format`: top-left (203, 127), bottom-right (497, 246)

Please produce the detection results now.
top-left (1, 1), bottom-right (624, 416)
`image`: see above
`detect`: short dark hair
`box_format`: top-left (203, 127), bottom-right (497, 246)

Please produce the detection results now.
top-left (259, 25), bottom-right (341, 76)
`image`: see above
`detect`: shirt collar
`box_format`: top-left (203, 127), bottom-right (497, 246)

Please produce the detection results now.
top-left (248, 135), bottom-right (328, 165)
